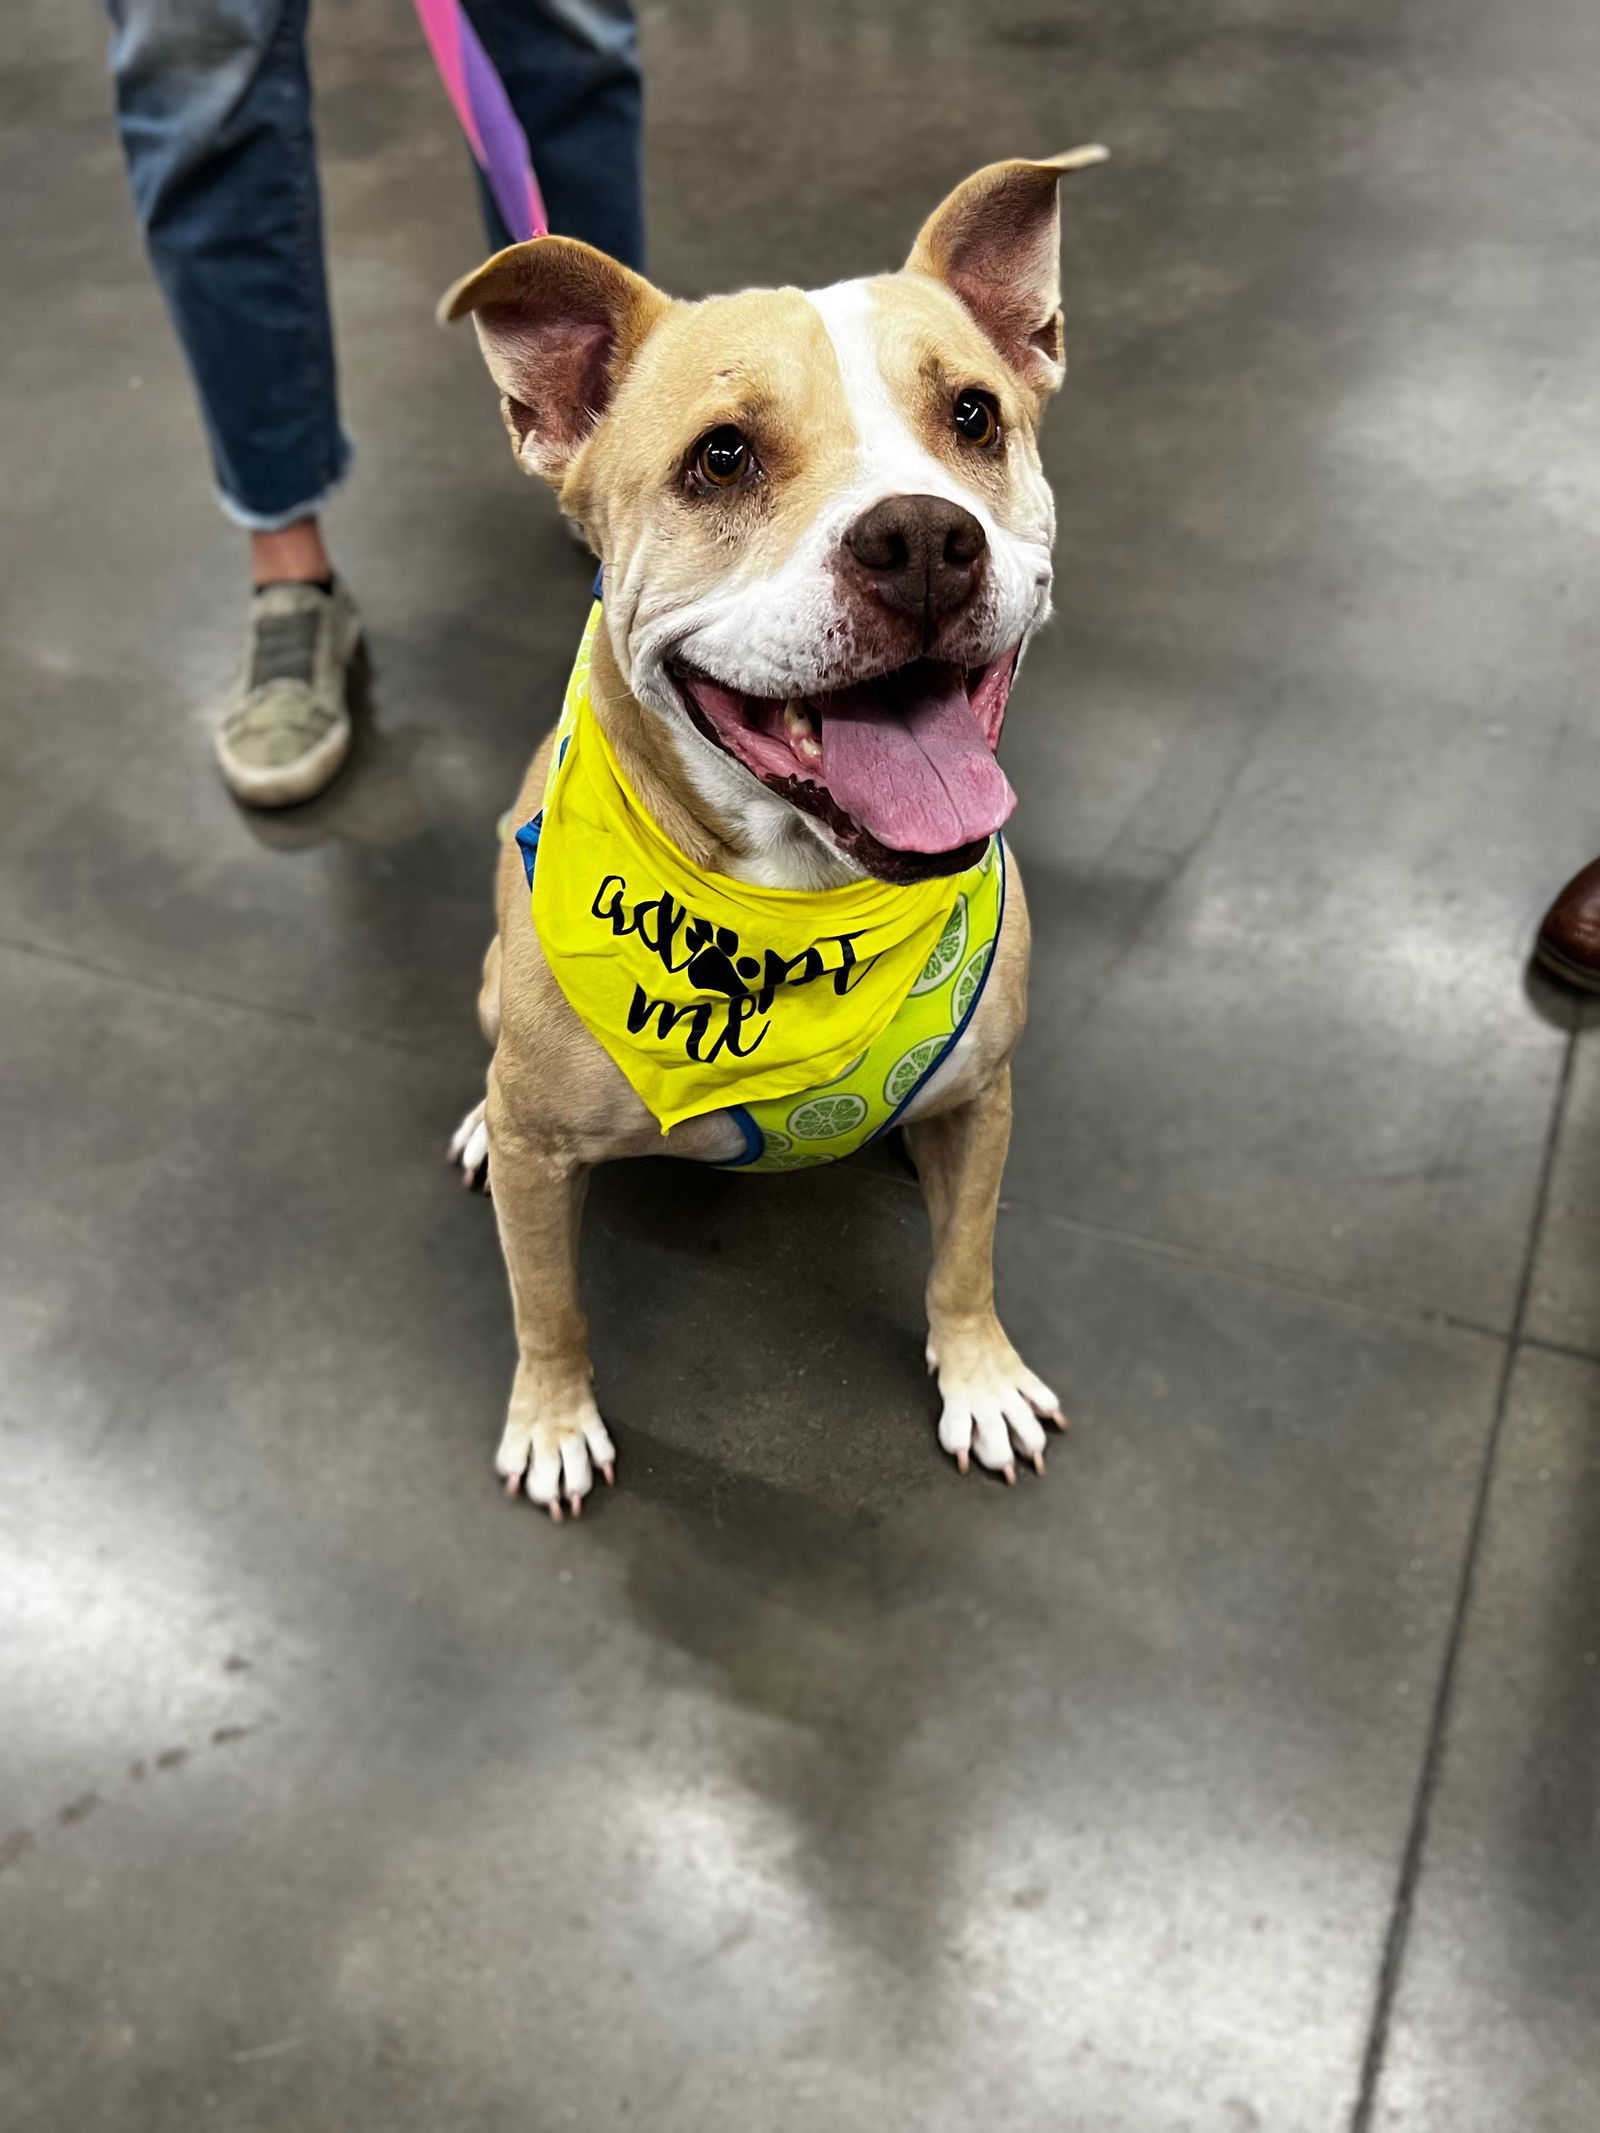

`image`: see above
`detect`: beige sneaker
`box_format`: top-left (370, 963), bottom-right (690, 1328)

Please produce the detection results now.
top-left (215, 580), bottom-right (362, 807)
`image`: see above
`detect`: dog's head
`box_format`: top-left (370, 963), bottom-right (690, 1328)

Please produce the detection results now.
top-left (444, 151), bottom-right (1104, 883)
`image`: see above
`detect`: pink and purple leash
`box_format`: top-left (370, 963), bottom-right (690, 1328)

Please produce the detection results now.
top-left (411, 0), bottom-right (548, 243)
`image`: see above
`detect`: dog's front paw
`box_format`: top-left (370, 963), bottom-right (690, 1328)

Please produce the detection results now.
top-left (926, 1320), bottom-right (1064, 1483)
top-left (448, 1099), bottom-right (490, 1193)
top-left (496, 1392), bottom-right (617, 1523)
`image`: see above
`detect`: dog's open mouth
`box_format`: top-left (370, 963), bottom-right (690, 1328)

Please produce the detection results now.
top-left (669, 650), bottom-right (1020, 880)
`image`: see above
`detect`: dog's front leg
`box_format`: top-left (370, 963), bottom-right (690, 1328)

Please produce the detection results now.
top-left (485, 1081), bottom-right (615, 1520)
top-left (906, 1067), bottom-right (1064, 1482)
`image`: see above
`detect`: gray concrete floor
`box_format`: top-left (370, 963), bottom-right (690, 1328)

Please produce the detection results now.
top-left (3, 0), bottom-right (1599, 2127)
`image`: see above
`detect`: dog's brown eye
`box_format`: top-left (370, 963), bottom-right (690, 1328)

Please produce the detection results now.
top-left (953, 390), bottom-right (1000, 448)
top-left (694, 426), bottom-right (750, 487)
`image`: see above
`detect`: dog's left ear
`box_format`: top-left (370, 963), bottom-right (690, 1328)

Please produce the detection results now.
top-left (905, 147), bottom-right (1107, 397)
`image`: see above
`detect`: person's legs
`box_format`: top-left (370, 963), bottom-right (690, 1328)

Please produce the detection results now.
top-left (104, 0), bottom-right (359, 802)
top-left (463, 0), bottom-right (645, 269)
top-left (105, 0), bottom-right (352, 536)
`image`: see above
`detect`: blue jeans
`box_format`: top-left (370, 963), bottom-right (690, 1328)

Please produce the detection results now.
top-left (104, 0), bottom-right (644, 529)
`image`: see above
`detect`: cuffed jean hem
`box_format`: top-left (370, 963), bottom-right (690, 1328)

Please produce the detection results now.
top-left (212, 427), bottom-right (357, 532)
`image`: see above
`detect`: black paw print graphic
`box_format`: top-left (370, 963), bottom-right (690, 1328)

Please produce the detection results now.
top-left (684, 919), bottom-right (762, 997)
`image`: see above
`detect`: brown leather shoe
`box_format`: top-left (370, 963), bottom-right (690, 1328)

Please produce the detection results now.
top-left (1536, 856), bottom-right (1600, 991)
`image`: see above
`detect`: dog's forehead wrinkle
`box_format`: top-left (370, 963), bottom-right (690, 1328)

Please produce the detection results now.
top-left (802, 276), bottom-right (1016, 536)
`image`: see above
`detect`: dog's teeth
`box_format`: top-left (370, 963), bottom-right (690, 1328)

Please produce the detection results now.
top-left (784, 701), bottom-right (823, 763)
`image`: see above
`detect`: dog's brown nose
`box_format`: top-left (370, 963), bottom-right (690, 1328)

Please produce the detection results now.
top-left (843, 494), bottom-right (986, 628)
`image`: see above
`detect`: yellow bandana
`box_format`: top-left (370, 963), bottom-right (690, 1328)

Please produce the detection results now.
top-left (528, 602), bottom-right (996, 1137)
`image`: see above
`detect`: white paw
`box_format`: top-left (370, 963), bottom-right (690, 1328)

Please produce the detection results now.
top-left (448, 1099), bottom-right (490, 1192)
top-left (927, 1336), bottom-right (1064, 1483)
top-left (495, 1399), bottom-right (617, 1523)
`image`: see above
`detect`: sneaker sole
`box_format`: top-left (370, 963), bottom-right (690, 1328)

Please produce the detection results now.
top-left (1533, 936), bottom-right (1600, 994)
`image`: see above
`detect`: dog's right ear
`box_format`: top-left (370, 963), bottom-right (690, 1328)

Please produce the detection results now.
top-left (440, 237), bottom-right (672, 485)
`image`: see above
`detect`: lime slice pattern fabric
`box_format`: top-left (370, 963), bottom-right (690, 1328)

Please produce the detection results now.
top-left (953, 942), bottom-right (993, 1023)
top-left (726, 837), bottom-right (1006, 1171)
top-left (909, 894), bottom-right (968, 996)
top-left (884, 1036), bottom-right (947, 1106)
top-left (788, 1092), bottom-right (869, 1139)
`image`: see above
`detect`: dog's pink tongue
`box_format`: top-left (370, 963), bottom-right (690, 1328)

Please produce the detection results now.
top-left (817, 663), bottom-right (1015, 853)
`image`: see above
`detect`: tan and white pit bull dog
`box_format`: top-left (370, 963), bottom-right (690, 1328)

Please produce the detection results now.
top-left (444, 150), bottom-right (1105, 1518)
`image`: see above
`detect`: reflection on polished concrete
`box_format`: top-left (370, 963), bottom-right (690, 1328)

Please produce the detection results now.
top-left (3, 1), bottom-right (1599, 2127)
